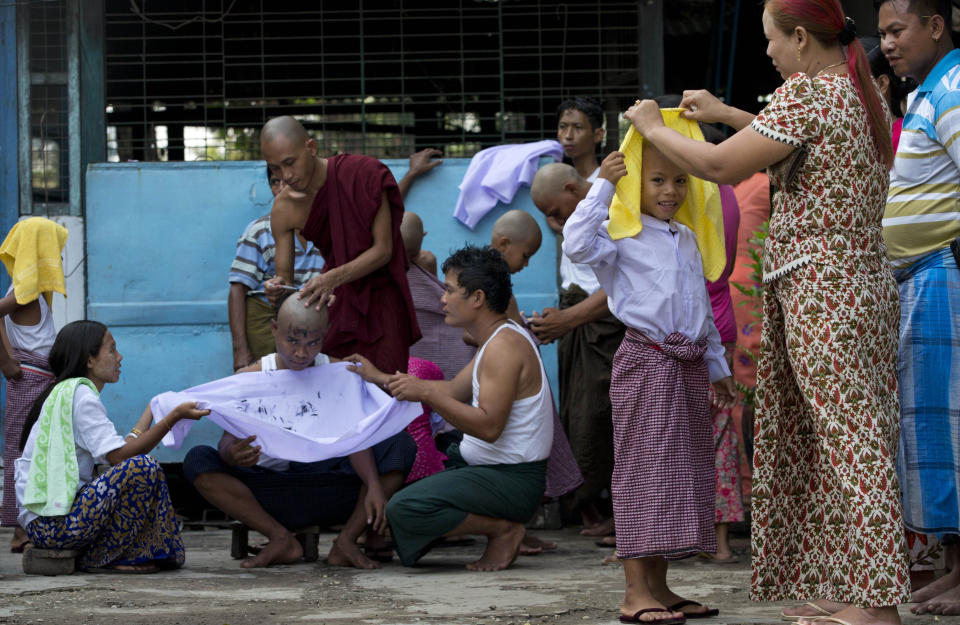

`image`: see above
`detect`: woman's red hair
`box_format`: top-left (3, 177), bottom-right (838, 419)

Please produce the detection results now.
top-left (765, 0), bottom-right (893, 167)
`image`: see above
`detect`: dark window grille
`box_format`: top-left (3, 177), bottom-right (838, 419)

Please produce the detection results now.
top-left (104, 0), bottom-right (646, 162)
top-left (29, 0), bottom-right (70, 207)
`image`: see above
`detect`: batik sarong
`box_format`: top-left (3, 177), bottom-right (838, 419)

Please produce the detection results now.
top-left (387, 444), bottom-right (546, 566)
top-left (712, 405), bottom-right (744, 523)
top-left (894, 246), bottom-right (960, 536)
top-left (750, 262), bottom-right (910, 606)
top-left (610, 329), bottom-right (715, 560)
top-left (2, 349), bottom-right (52, 526)
top-left (25, 455), bottom-right (185, 570)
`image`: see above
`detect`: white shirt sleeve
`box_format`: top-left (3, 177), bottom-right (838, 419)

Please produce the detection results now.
top-left (73, 386), bottom-right (126, 464)
top-left (561, 178), bottom-right (618, 266)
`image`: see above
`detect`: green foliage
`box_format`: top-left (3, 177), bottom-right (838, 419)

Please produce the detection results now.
top-left (731, 220), bottom-right (768, 408)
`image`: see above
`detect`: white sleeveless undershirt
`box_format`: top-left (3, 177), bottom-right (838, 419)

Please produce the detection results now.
top-left (4, 286), bottom-right (56, 357)
top-left (459, 320), bottom-right (553, 465)
top-left (259, 352), bottom-right (330, 371)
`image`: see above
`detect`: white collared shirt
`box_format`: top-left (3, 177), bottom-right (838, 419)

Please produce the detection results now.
top-left (562, 178), bottom-right (729, 382)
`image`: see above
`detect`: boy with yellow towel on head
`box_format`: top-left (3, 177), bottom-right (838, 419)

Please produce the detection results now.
top-left (561, 109), bottom-right (736, 624)
top-left (0, 217), bottom-right (68, 553)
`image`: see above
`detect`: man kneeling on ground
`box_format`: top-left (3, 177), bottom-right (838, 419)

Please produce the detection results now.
top-left (348, 245), bottom-right (553, 571)
top-left (183, 295), bottom-right (416, 569)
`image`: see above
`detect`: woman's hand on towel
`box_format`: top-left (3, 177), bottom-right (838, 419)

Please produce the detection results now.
top-left (173, 401), bottom-right (211, 421)
top-left (679, 89), bottom-right (727, 124)
top-left (624, 99), bottom-right (665, 137)
top-left (364, 483), bottom-right (389, 534)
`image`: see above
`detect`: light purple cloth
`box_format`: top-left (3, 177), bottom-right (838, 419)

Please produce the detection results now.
top-left (705, 185), bottom-right (740, 344)
top-left (150, 362), bottom-right (421, 463)
top-left (453, 140), bottom-right (563, 229)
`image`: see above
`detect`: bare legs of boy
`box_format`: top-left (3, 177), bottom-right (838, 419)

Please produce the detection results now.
top-left (439, 513), bottom-right (526, 571)
top-left (192, 472), bottom-right (303, 568)
top-left (327, 470), bottom-right (406, 569)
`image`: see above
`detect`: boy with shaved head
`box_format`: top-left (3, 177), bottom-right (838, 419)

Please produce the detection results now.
top-left (183, 295), bottom-right (416, 569)
top-left (262, 115), bottom-right (420, 375)
top-left (529, 162), bottom-right (625, 539)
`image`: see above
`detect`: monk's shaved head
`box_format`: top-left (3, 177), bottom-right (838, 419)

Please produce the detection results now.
top-left (276, 293), bottom-right (329, 336)
top-left (400, 211), bottom-right (425, 263)
top-left (261, 116), bottom-right (310, 147)
top-left (530, 162), bottom-right (582, 207)
top-left (491, 210), bottom-right (542, 248)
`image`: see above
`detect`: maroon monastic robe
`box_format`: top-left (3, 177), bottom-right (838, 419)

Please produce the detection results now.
top-left (301, 154), bottom-right (421, 373)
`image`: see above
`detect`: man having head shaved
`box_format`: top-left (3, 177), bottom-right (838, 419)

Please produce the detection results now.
top-left (528, 161), bottom-right (626, 540)
top-left (183, 292), bottom-right (416, 570)
top-left (261, 116), bottom-right (421, 376)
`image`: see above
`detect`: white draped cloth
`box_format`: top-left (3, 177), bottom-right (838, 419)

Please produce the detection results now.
top-left (150, 362), bottom-right (421, 462)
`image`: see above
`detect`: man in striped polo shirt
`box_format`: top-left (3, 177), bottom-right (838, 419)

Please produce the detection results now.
top-left (879, 0), bottom-right (960, 615)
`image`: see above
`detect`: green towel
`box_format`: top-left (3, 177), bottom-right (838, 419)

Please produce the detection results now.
top-left (22, 377), bottom-right (99, 517)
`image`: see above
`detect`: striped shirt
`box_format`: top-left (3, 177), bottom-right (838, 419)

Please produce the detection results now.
top-left (884, 48), bottom-right (960, 268)
top-left (228, 215), bottom-right (324, 303)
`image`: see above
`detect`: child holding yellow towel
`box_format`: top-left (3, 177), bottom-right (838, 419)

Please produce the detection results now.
top-left (562, 113), bottom-right (736, 623)
top-left (0, 217), bottom-right (68, 552)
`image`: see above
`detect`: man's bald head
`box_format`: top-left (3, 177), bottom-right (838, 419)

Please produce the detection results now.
top-left (490, 210), bottom-right (542, 274)
top-left (400, 211), bottom-right (425, 263)
top-left (530, 163), bottom-right (589, 229)
top-left (261, 116), bottom-right (310, 147)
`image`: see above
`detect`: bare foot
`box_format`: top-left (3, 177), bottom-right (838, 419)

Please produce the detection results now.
top-left (912, 568), bottom-right (960, 604)
top-left (913, 581), bottom-right (960, 615)
top-left (580, 515), bottom-right (615, 537)
top-left (781, 600), bottom-right (848, 619)
top-left (601, 554), bottom-right (621, 565)
top-left (466, 520), bottom-right (524, 571)
top-left (797, 605), bottom-right (900, 625)
top-left (10, 527), bottom-right (30, 553)
top-left (240, 532), bottom-right (302, 568)
top-left (327, 536), bottom-right (380, 569)
top-left (596, 534), bottom-right (616, 547)
top-left (519, 532), bottom-right (557, 556)
top-left (620, 601), bottom-right (683, 623)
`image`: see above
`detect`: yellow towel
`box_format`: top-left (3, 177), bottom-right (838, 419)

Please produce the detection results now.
top-left (607, 108), bottom-right (726, 281)
top-left (0, 217), bottom-right (68, 306)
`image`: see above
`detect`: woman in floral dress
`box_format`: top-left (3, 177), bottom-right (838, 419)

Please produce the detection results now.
top-left (623, 1), bottom-right (909, 624)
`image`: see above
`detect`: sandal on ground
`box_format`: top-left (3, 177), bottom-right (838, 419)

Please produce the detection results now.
top-left (619, 608), bottom-right (687, 624)
top-left (669, 600), bottom-right (719, 618)
top-left (790, 618), bottom-right (852, 625)
top-left (696, 551), bottom-right (739, 564)
top-left (780, 603), bottom-right (832, 622)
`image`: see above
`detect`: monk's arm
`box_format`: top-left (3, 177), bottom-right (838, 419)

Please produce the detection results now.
top-left (270, 196), bottom-right (298, 286)
top-left (324, 192), bottom-right (393, 289)
top-left (228, 283), bottom-right (253, 371)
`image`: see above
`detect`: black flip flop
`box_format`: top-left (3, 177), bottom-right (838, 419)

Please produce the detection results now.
top-left (620, 608), bottom-right (687, 624)
top-left (669, 600), bottom-right (719, 619)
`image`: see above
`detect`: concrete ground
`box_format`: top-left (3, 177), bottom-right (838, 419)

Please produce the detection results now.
top-left (0, 527), bottom-right (954, 625)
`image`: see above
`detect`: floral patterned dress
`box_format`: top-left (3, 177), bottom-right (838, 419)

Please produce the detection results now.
top-left (748, 73), bottom-right (910, 607)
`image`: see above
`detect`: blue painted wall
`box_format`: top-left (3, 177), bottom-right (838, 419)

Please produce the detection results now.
top-left (0, 5), bottom-right (19, 435)
top-left (86, 158), bottom-right (560, 461)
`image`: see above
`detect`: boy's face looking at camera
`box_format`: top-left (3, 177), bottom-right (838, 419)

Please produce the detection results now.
top-left (640, 143), bottom-right (688, 222)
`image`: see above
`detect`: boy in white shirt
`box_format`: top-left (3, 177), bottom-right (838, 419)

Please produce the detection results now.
top-left (563, 147), bottom-right (736, 623)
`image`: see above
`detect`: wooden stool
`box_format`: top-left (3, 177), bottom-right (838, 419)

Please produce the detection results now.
top-left (229, 521), bottom-right (320, 562)
top-left (22, 548), bottom-right (84, 576)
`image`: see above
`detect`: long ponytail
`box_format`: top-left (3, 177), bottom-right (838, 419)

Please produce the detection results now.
top-left (765, 0), bottom-right (894, 167)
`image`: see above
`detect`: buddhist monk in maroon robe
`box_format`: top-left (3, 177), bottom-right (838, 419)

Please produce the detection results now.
top-left (262, 116), bottom-right (420, 375)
